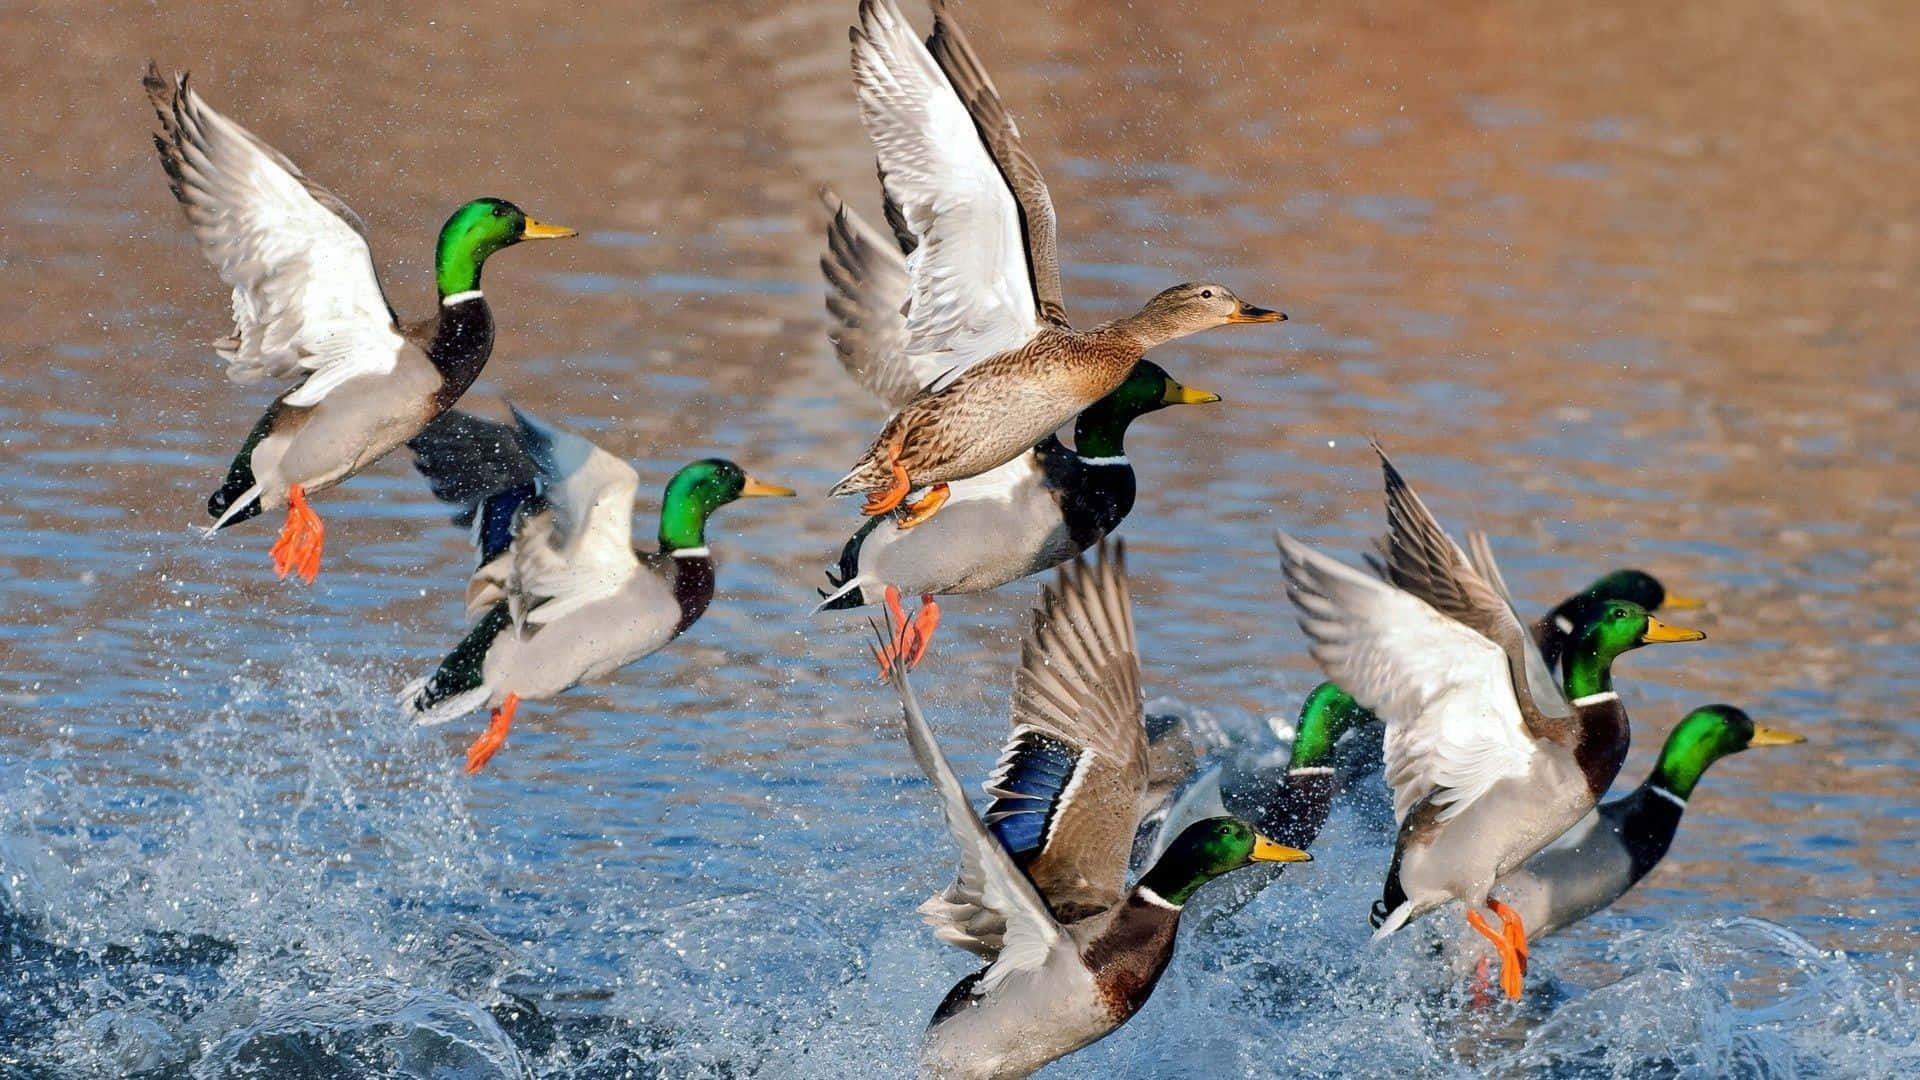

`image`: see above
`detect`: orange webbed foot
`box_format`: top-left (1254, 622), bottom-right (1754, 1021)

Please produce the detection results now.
top-left (464, 692), bottom-right (520, 774)
top-left (873, 587), bottom-right (941, 680)
top-left (860, 438), bottom-right (912, 517)
top-left (268, 484), bottom-right (326, 584)
top-left (895, 482), bottom-right (950, 530)
top-left (1487, 897), bottom-right (1530, 982)
top-left (1465, 905), bottom-right (1526, 1002)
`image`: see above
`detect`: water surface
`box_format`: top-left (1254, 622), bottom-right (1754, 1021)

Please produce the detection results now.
top-left (2, 0), bottom-right (1917, 1076)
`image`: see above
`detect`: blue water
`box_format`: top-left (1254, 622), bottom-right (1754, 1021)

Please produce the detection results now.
top-left (5, 0), bottom-right (1920, 1076)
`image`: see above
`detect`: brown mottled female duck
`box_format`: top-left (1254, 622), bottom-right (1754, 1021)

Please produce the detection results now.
top-left (830, 0), bottom-right (1284, 537)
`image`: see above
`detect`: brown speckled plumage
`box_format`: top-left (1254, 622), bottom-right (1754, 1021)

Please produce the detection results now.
top-left (832, 287), bottom-right (1281, 506)
top-left (833, 328), bottom-right (1139, 496)
top-left (836, 0), bottom-right (1283, 520)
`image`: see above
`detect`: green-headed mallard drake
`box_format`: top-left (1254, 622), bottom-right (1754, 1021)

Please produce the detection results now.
top-left (401, 407), bottom-right (791, 772)
top-left (1451, 705), bottom-right (1802, 971)
top-left (829, 0), bottom-right (1284, 532)
top-left (875, 540), bottom-right (1309, 1078)
top-left (814, 188), bottom-right (1219, 671)
top-left (144, 64), bottom-right (575, 583)
top-left (1535, 569), bottom-right (1701, 674)
top-left (1275, 448), bottom-right (1704, 1000)
top-left (1133, 683), bottom-right (1379, 871)
top-left (1295, 567), bottom-right (1704, 774)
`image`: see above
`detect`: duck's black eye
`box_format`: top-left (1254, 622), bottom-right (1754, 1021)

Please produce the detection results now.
top-left (492, 204), bottom-right (509, 218)
top-left (1200, 289), bottom-right (1214, 299)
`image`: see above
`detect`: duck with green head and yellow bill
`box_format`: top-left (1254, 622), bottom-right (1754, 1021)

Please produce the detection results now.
top-left (814, 190), bottom-right (1220, 675)
top-left (1450, 705), bottom-right (1802, 976)
top-left (1300, 565), bottom-right (1706, 766)
top-left (829, 0), bottom-right (1284, 535)
top-left (145, 64), bottom-right (575, 583)
top-left (402, 407), bottom-right (791, 773)
top-left (1133, 681), bottom-right (1379, 873)
top-left (1536, 568), bottom-right (1701, 673)
top-left (877, 541), bottom-right (1308, 1079)
top-left (1276, 446), bottom-right (1706, 1002)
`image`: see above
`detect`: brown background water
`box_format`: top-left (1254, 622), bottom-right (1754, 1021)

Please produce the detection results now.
top-left (1, 1), bottom-right (1916, 1075)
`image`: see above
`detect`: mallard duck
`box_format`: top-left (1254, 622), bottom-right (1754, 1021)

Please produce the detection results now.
top-left (875, 540), bottom-right (1309, 1078)
top-left (829, 0), bottom-right (1284, 532)
top-left (814, 189), bottom-right (1219, 670)
top-left (1133, 682), bottom-right (1379, 870)
top-left (1536, 569), bottom-right (1700, 674)
top-left (1275, 448), bottom-right (1705, 1000)
top-left (1294, 566), bottom-right (1704, 767)
top-left (144, 64), bottom-right (575, 583)
top-left (401, 407), bottom-right (791, 772)
top-left (1450, 705), bottom-right (1802, 970)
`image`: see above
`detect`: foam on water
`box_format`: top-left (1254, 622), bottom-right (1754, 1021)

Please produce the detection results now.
top-left (6, 0), bottom-right (1919, 1072)
top-left (5, 668), bottom-right (1916, 1078)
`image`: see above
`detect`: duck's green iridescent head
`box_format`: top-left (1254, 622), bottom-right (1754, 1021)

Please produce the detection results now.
top-left (1136, 817), bottom-right (1309, 907)
top-left (1562, 600), bottom-right (1705, 697)
top-left (1073, 360), bottom-right (1221, 458)
top-left (1578, 569), bottom-right (1700, 613)
top-left (435, 197), bottom-right (577, 297)
top-left (1289, 682), bottom-right (1379, 769)
top-left (1651, 705), bottom-right (1805, 798)
top-left (657, 458), bottom-right (794, 551)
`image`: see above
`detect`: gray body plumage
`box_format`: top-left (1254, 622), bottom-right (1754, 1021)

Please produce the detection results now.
top-left (919, 905), bottom-right (1165, 1080)
top-left (237, 334), bottom-right (443, 518)
top-left (457, 554), bottom-right (688, 713)
top-left (1385, 751), bottom-right (1594, 933)
top-left (403, 409), bottom-right (701, 726)
top-left (820, 454), bottom-right (1079, 608)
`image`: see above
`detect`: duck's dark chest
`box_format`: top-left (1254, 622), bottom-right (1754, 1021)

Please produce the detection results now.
top-left (669, 555), bottom-right (715, 638)
top-left (1079, 899), bottom-right (1180, 1021)
top-left (1573, 695), bottom-right (1632, 799)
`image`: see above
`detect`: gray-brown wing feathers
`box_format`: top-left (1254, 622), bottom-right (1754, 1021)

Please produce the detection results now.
top-left (1002, 539), bottom-right (1145, 916)
top-left (818, 186), bottom-right (924, 410)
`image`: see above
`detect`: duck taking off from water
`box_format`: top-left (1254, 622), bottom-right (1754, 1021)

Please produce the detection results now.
top-left (876, 540), bottom-right (1308, 1078)
top-left (829, 0), bottom-right (1284, 534)
top-left (1294, 565), bottom-right (1704, 784)
top-left (402, 408), bottom-right (791, 773)
top-left (1276, 446), bottom-right (1704, 1001)
top-left (1448, 704), bottom-right (1802, 972)
top-left (814, 188), bottom-right (1220, 675)
top-left (144, 64), bottom-right (575, 583)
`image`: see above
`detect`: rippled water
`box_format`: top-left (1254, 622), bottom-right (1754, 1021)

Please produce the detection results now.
top-left (3, 0), bottom-right (1917, 1076)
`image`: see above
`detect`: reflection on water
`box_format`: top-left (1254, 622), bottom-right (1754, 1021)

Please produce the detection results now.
top-left (2, 0), bottom-right (1917, 1075)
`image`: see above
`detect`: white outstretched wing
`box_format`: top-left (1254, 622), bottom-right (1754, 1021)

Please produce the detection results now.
top-left (849, 0), bottom-right (1040, 391)
top-left (146, 65), bottom-right (403, 407)
top-left (505, 407), bottom-right (641, 628)
top-left (1276, 532), bottom-right (1536, 824)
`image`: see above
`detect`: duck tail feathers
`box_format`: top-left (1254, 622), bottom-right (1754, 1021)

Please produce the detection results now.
top-left (206, 402), bottom-right (285, 531)
top-left (1370, 900), bottom-right (1416, 940)
top-left (401, 681), bottom-right (490, 727)
top-left (401, 602), bottom-right (512, 725)
top-left (813, 574), bottom-right (871, 613)
top-left (206, 481), bottom-right (264, 533)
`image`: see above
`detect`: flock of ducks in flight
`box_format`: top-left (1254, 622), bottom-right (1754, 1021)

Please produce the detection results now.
top-left (142, 1), bottom-right (1806, 1075)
